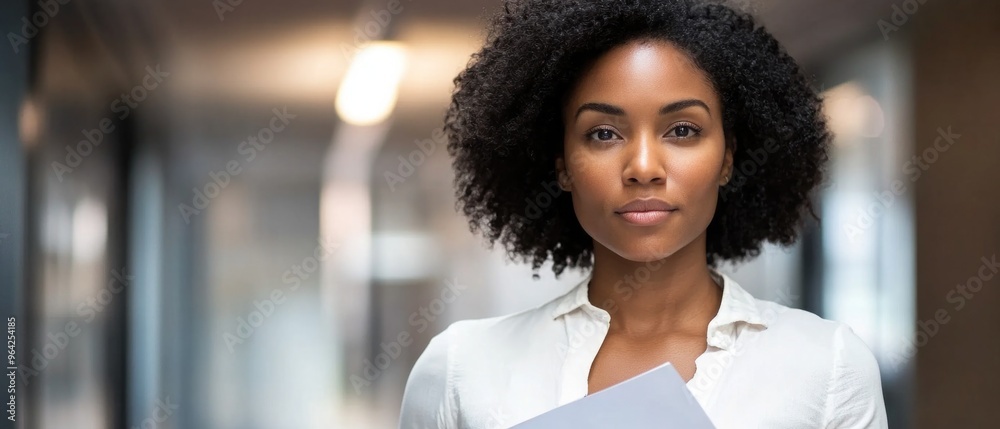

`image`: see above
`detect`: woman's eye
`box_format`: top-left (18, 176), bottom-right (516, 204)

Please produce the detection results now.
top-left (667, 124), bottom-right (700, 138)
top-left (587, 128), bottom-right (619, 141)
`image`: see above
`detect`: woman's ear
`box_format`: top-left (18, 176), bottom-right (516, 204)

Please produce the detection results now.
top-left (720, 137), bottom-right (737, 186)
top-left (555, 157), bottom-right (572, 192)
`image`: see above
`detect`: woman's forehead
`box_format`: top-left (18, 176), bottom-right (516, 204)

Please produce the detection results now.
top-left (564, 40), bottom-right (719, 116)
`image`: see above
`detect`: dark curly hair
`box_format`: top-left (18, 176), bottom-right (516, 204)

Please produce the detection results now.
top-left (444, 0), bottom-right (830, 277)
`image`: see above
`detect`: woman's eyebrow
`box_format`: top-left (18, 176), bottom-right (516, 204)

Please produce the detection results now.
top-left (574, 99), bottom-right (712, 119)
top-left (660, 99), bottom-right (711, 117)
top-left (574, 102), bottom-right (625, 119)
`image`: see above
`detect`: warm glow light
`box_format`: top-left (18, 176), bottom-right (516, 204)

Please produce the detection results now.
top-left (19, 97), bottom-right (41, 147)
top-left (822, 81), bottom-right (885, 144)
top-left (335, 42), bottom-right (407, 126)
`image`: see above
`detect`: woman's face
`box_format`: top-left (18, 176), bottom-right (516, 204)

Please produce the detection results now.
top-left (557, 38), bottom-right (733, 263)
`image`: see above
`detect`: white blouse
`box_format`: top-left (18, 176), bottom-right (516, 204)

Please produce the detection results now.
top-left (398, 269), bottom-right (888, 429)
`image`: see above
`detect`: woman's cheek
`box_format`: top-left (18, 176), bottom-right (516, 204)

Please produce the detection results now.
top-left (668, 161), bottom-right (722, 216)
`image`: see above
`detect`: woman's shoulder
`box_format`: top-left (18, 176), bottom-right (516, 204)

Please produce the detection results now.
top-left (716, 269), bottom-right (878, 369)
top-left (399, 297), bottom-right (567, 427)
top-left (403, 283), bottom-right (583, 390)
top-left (751, 298), bottom-right (885, 416)
top-left (754, 298), bottom-right (878, 363)
top-left (417, 291), bottom-right (570, 360)
top-left (762, 301), bottom-right (888, 426)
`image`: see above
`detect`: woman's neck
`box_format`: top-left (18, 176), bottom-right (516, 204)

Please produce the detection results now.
top-left (587, 232), bottom-right (723, 337)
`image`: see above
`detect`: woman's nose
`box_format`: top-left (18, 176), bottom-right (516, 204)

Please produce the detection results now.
top-left (622, 132), bottom-right (666, 185)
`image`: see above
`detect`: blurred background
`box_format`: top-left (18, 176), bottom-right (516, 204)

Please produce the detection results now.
top-left (0, 0), bottom-right (997, 428)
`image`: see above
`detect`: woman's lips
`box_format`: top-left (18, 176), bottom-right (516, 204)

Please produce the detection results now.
top-left (616, 209), bottom-right (676, 226)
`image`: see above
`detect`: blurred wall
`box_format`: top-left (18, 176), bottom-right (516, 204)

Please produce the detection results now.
top-left (912, 1), bottom-right (1000, 427)
top-left (1, 0), bottom-right (30, 426)
top-left (0, 0), bottom-right (28, 320)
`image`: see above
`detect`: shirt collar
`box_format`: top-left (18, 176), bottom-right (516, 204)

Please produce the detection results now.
top-left (549, 268), bottom-right (768, 349)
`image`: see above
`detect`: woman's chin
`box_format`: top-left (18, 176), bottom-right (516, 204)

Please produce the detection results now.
top-left (607, 242), bottom-right (681, 264)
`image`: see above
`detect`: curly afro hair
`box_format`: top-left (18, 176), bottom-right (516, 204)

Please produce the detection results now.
top-left (444, 0), bottom-right (831, 277)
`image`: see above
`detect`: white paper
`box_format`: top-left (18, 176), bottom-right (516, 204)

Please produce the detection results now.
top-left (509, 362), bottom-right (716, 428)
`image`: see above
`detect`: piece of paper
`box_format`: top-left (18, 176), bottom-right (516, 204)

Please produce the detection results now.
top-left (509, 362), bottom-right (716, 428)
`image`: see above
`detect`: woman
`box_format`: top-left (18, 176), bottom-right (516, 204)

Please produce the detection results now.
top-left (400, 0), bottom-right (888, 427)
